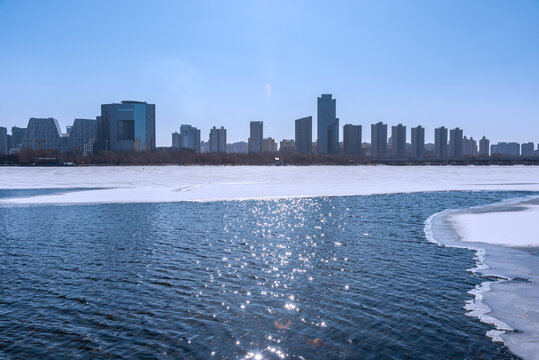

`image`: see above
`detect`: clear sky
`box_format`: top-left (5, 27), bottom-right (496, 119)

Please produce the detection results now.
top-left (0, 0), bottom-right (538, 145)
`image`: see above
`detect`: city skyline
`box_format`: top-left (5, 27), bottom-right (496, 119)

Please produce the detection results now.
top-left (1, 1), bottom-right (538, 145)
top-left (2, 94), bottom-right (538, 159)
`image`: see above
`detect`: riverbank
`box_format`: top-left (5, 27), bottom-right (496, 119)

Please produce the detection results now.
top-left (1, 149), bottom-right (538, 167)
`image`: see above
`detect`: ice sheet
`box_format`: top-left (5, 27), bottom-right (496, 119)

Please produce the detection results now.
top-left (428, 198), bottom-right (539, 360)
top-left (0, 165), bottom-right (538, 205)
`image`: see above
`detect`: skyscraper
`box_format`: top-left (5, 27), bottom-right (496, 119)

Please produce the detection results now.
top-left (295, 116), bottom-right (312, 154)
top-left (343, 124), bottom-right (362, 155)
top-left (179, 124), bottom-right (201, 153)
top-left (0, 127), bottom-right (7, 154)
top-left (434, 127), bottom-right (448, 160)
top-left (249, 121), bottom-right (263, 153)
top-left (209, 126), bottom-right (227, 153)
top-left (96, 101), bottom-right (155, 152)
top-left (479, 136), bottom-right (489, 156)
top-left (22, 118), bottom-right (63, 151)
top-left (317, 94), bottom-right (338, 155)
top-left (391, 124), bottom-right (406, 159)
top-left (410, 126), bottom-right (425, 160)
top-left (448, 127), bottom-right (463, 158)
top-left (371, 122), bottom-right (387, 159)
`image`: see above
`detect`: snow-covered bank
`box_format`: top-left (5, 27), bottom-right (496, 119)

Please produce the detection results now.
top-left (0, 165), bottom-right (538, 205)
top-left (427, 197), bottom-right (539, 360)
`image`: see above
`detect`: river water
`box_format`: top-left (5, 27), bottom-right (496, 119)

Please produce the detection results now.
top-left (0, 190), bottom-right (532, 359)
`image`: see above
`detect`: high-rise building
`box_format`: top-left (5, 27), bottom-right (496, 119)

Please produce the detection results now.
top-left (280, 139), bottom-right (295, 153)
top-left (521, 142), bottom-right (535, 156)
top-left (172, 132), bottom-right (181, 148)
top-left (410, 126), bottom-right (425, 160)
top-left (209, 126), bottom-right (227, 153)
top-left (295, 116), bottom-right (312, 154)
top-left (96, 101), bottom-right (155, 152)
top-left (249, 121), bottom-right (263, 153)
top-left (449, 127), bottom-right (463, 158)
top-left (262, 137), bottom-right (277, 152)
top-left (21, 118), bottom-right (63, 151)
top-left (317, 94), bottom-right (339, 154)
top-left (391, 124), bottom-right (406, 159)
top-left (371, 122), bottom-right (387, 159)
top-left (434, 127), bottom-right (448, 160)
top-left (68, 119), bottom-right (96, 155)
top-left (178, 124), bottom-right (201, 153)
top-left (343, 124), bottom-right (362, 155)
top-left (479, 136), bottom-right (489, 156)
top-left (11, 126), bottom-right (26, 150)
top-left (462, 136), bottom-right (477, 157)
top-left (0, 127), bottom-right (7, 154)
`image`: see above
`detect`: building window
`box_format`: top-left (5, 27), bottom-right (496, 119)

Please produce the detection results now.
top-left (117, 120), bottom-right (134, 141)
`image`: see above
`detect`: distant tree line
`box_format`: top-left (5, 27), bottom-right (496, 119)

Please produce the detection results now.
top-left (0, 148), bottom-right (537, 166)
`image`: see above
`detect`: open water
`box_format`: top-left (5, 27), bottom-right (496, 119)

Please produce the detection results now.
top-left (0, 190), bottom-right (533, 359)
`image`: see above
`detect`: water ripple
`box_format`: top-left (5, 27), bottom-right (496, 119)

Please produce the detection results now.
top-left (0, 190), bottom-right (531, 359)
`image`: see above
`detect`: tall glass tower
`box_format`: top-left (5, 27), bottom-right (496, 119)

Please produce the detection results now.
top-left (317, 94), bottom-right (338, 155)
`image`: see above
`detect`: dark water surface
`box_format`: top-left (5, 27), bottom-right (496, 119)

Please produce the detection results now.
top-left (0, 190), bottom-right (532, 359)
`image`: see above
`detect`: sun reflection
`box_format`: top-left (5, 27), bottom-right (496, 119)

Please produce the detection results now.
top-left (243, 352), bottom-right (263, 360)
top-left (284, 303), bottom-right (298, 311)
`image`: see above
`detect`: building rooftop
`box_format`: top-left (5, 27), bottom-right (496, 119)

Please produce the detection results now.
top-left (121, 100), bottom-right (147, 105)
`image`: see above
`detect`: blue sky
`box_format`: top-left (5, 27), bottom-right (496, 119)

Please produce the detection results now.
top-left (0, 0), bottom-right (538, 145)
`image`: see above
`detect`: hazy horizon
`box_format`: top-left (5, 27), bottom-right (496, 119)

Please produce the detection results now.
top-left (1, 0), bottom-right (538, 146)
